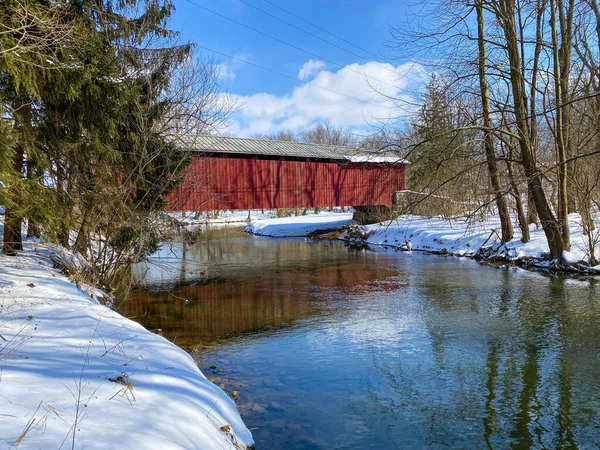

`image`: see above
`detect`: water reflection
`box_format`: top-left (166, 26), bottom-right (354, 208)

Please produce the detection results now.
top-left (124, 233), bottom-right (401, 348)
top-left (123, 233), bottom-right (600, 449)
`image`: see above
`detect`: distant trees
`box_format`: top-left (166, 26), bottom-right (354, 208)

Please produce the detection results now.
top-left (252, 130), bottom-right (295, 141)
top-left (0, 0), bottom-right (230, 283)
top-left (253, 119), bottom-right (357, 146)
top-left (298, 119), bottom-right (356, 146)
top-left (390, 0), bottom-right (600, 265)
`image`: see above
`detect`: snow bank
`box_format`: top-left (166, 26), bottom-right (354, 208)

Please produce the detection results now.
top-left (170, 208), bottom-right (353, 233)
top-left (168, 209), bottom-right (273, 231)
top-left (246, 211), bottom-right (354, 237)
top-left (0, 242), bottom-right (253, 449)
top-left (358, 213), bottom-right (598, 265)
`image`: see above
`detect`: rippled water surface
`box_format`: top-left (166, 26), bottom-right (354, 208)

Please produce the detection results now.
top-left (122, 228), bottom-right (600, 449)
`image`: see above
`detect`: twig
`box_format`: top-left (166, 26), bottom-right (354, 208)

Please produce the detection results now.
top-left (206, 399), bottom-right (219, 417)
top-left (100, 334), bottom-right (139, 357)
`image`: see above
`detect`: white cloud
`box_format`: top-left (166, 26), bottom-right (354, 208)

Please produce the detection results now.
top-left (224, 60), bottom-right (427, 137)
top-left (298, 59), bottom-right (326, 80)
top-left (216, 63), bottom-right (236, 81)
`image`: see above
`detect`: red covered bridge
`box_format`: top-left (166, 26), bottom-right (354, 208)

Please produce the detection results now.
top-left (165, 136), bottom-right (406, 212)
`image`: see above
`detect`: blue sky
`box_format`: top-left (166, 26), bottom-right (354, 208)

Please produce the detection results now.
top-left (170, 0), bottom-right (427, 137)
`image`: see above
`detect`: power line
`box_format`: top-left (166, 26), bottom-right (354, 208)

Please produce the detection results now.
top-left (260, 0), bottom-right (396, 66)
top-left (182, 0), bottom-right (402, 90)
top-left (194, 43), bottom-right (394, 109)
top-left (232, 0), bottom-right (400, 78)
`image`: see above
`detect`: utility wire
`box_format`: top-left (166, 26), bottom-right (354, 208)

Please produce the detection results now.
top-left (232, 0), bottom-right (400, 78)
top-left (194, 43), bottom-right (394, 109)
top-left (260, 0), bottom-right (396, 66)
top-left (182, 0), bottom-right (402, 90)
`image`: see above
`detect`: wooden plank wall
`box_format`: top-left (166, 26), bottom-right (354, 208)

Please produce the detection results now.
top-left (164, 155), bottom-right (406, 211)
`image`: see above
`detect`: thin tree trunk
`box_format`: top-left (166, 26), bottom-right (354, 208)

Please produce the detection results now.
top-left (551, 0), bottom-right (571, 250)
top-left (506, 147), bottom-right (530, 242)
top-left (56, 164), bottom-right (71, 247)
top-left (559, 0), bottom-right (577, 215)
top-left (3, 147), bottom-right (24, 255)
top-left (527, 0), bottom-right (545, 226)
top-left (26, 155), bottom-right (40, 238)
top-left (476, 0), bottom-right (513, 242)
top-left (74, 207), bottom-right (90, 256)
top-left (26, 221), bottom-right (40, 239)
top-left (581, 198), bottom-right (598, 265)
top-left (527, 186), bottom-right (538, 226)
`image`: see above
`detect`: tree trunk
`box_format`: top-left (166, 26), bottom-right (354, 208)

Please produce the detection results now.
top-left (476, 0), bottom-right (513, 243)
top-left (497, 0), bottom-right (565, 261)
top-left (2, 213), bottom-right (22, 256)
top-left (3, 99), bottom-right (32, 255)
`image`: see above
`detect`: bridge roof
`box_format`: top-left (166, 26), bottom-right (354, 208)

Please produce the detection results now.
top-left (175, 135), bottom-right (350, 160)
top-left (173, 135), bottom-right (408, 164)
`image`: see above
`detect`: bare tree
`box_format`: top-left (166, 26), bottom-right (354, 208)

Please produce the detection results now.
top-left (492, 0), bottom-right (566, 261)
top-left (298, 119), bottom-right (356, 146)
top-left (0, 0), bottom-right (77, 64)
top-left (550, 0), bottom-right (574, 250)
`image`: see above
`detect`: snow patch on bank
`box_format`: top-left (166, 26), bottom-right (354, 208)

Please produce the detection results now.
top-left (360, 214), bottom-right (599, 265)
top-left (0, 241), bottom-right (253, 449)
top-left (246, 211), bottom-right (354, 237)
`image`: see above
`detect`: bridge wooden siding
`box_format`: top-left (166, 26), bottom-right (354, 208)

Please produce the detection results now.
top-left (164, 136), bottom-right (406, 212)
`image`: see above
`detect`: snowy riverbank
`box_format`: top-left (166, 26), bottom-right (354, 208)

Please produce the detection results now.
top-left (172, 208), bottom-right (353, 234)
top-left (247, 212), bottom-right (600, 271)
top-left (169, 210), bottom-right (272, 231)
top-left (358, 214), bottom-right (599, 267)
top-left (245, 211), bottom-right (354, 237)
top-left (0, 240), bottom-right (253, 449)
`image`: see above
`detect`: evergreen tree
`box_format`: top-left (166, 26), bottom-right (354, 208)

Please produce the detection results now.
top-left (0, 0), bottom-right (209, 279)
top-left (0, 0), bottom-right (75, 254)
top-left (408, 76), bottom-right (479, 202)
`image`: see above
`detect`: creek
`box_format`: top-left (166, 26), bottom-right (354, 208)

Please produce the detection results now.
top-left (120, 227), bottom-right (600, 449)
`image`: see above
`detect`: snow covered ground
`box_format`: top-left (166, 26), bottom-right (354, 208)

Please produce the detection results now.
top-left (246, 210), bottom-right (354, 237)
top-left (0, 240), bottom-right (253, 449)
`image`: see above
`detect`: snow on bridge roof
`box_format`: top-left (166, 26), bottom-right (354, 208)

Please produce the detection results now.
top-left (173, 135), bottom-right (407, 164)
